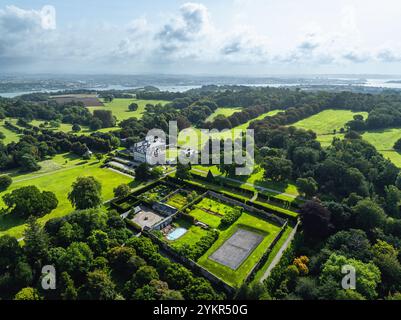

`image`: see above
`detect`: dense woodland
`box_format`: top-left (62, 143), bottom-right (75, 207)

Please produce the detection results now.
top-left (3, 86), bottom-right (401, 300)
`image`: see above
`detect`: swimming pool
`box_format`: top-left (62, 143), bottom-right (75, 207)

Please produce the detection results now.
top-left (167, 227), bottom-right (188, 241)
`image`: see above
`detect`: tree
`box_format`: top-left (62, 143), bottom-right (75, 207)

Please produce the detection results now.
top-left (320, 253), bottom-right (381, 300)
top-left (81, 270), bottom-right (117, 300)
top-left (206, 170), bottom-right (214, 182)
top-left (0, 235), bottom-right (22, 271)
top-left (0, 175), bottom-right (12, 191)
top-left (352, 199), bottom-right (386, 231)
top-left (60, 272), bottom-right (78, 300)
top-left (108, 246), bottom-right (137, 274)
top-left (89, 118), bottom-right (103, 131)
top-left (113, 184), bottom-right (131, 198)
top-left (93, 110), bottom-right (116, 128)
top-left (95, 153), bottom-right (103, 161)
top-left (19, 154), bottom-right (40, 172)
top-left (135, 163), bottom-right (152, 181)
top-left (72, 123), bottom-right (81, 132)
top-left (325, 229), bottom-right (372, 261)
top-left (175, 163), bottom-right (191, 181)
top-left (372, 240), bottom-right (401, 293)
top-left (128, 103), bottom-right (139, 112)
top-left (24, 216), bottom-right (50, 263)
top-left (262, 156), bottom-right (292, 182)
top-left (300, 200), bottom-right (332, 240)
top-left (132, 265), bottom-right (159, 287)
top-left (59, 242), bottom-right (94, 278)
top-left (14, 287), bottom-right (42, 300)
top-left (88, 230), bottom-right (110, 256)
top-left (384, 185), bottom-right (401, 218)
top-left (68, 176), bottom-right (102, 210)
top-left (296, 177), bottom-right (318, 198)
top-left (3, 186), bottom-right (58, 218)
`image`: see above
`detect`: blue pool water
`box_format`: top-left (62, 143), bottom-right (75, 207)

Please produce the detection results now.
top-left (167, 227), bottom-right (187, 240)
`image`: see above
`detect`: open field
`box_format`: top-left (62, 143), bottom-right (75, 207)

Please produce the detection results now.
top-left (50, 94), bottom-right (104, 106)
top-left (292, 109), bottom-right (368, 147)
top-left (0, 119), bottom-right (21, 144)
top-left (197, 212), bottom-right (281, 287)
top-left (0, 160), bottom-right (134, 238)
top-left (29, 119), bottom-right (119, 136)
top-left (178, 109), bottom-right (284, 149)
top-left (205, 107), bottom-right (242, 122)
top-left (291, 109), bottom-right (401, 167)
top-left (362, 128), bottom-right (401, 167)
top-left (87, 98), bottom-right (169, 122)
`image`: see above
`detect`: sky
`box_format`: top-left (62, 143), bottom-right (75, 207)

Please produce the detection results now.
top-left (1, 0), bottom-right (401, 75)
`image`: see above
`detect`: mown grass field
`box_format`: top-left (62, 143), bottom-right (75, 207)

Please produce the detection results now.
top-left (178, 109), bottom-right (284, 149)
top-left (0, 158), bottom-right (134, 239)
top-left (197, 212), bottom-right (281, 288)
top-left (0, 119), bottom-right (21, 144)
top-left (292, 109), bottom-right (368, 147)
top-left (205, 107), bottom-right (242, 122)
top-left (291, 109), bottom-right (401, 167)
top-left (362, 128), bottom-right (401, 167)
top-left (88, 98), bottom-right (169, 122)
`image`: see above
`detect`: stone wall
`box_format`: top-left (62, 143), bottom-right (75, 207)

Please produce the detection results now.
top-left (143, 229), bottom-right (236, 297)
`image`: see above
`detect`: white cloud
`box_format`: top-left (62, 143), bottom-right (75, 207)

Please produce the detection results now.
top-left (2, 1), bottom-right (401, 74)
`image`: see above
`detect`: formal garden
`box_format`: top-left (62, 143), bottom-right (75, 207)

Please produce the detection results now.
top-left (116, 177), bottom-right (295, 291)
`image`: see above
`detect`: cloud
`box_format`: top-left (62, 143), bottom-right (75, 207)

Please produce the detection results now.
top-left (376, 48), bottom-right (401, 63)
top-left (3, 2), bottom-right (401, 74)
top-left (0, 5), bottom-right (56, 61)
top-left (156, 2), bottom-right (211, 54)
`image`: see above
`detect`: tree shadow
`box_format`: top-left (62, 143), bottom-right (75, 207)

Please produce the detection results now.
top-left (0, 211), bottom-right (25, 232)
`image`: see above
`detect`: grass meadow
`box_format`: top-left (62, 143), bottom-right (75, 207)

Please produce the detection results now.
top-left (0, 155), bottom-right (134, 239)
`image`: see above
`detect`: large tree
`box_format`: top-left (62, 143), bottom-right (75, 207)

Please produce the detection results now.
top-left (3, 186), bottom-right (58, 218)
top-left (300, 200), bottom-right (332, 240)
top-left (68, 176), bottom-right (102, 210)
top-left (262, 156), bottom-right (293, 182)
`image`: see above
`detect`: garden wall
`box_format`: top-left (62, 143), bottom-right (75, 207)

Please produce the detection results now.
top-left (143, 229), bottom-right (236, 297)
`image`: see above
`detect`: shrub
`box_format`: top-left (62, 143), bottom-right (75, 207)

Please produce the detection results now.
top-left (220, 208), bottom-right (242, 228)
top-left (0, 175), bottom-right (12, 191)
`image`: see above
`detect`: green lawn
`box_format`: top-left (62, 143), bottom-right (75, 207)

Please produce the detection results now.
top-left (169, 218), bottom-right (209, 248)
top-left (292, 109), bottom-right (368, 135)
top-left (362, 128), bottom-right (401, 167)
top-left (292, 109), bottom-right (368, 147)
top-left (291, 109), bottom-right (401, 167)
top-left (205, 107), bottom-right (242, 122)
top-left (0, 119), bottom-right (21, 144)
top-left (87, 98), bottom-right (169, 122)
top-left (0, 161), bottom-right (134, 238)
top-left (178, 109), bottom-right (284, 149)
top-left (197, 212), bottom-right (282, 288)
top-left (189, 208), bottom-right (222, 229)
